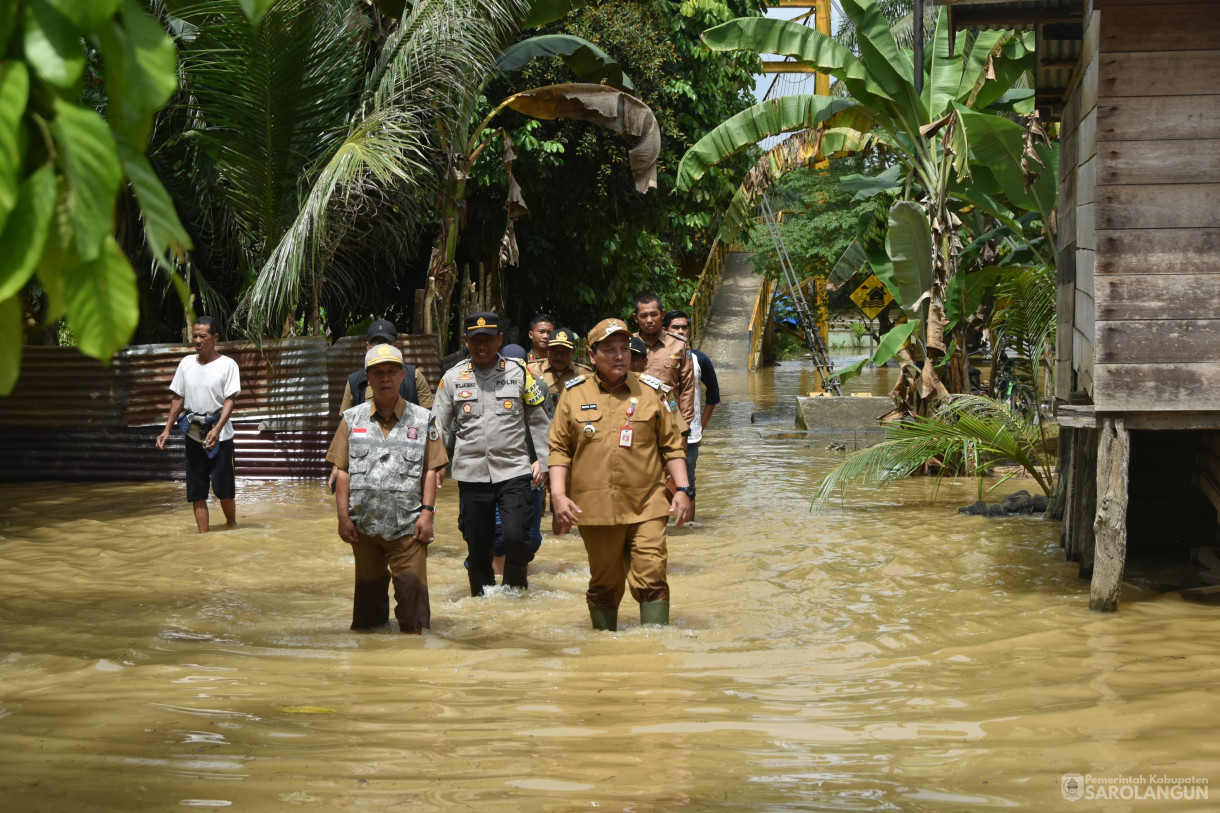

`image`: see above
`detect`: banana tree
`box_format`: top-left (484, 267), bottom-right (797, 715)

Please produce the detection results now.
top-left (676, 0), bottom-right (1056, 397)
top-left (418, 2), bottom-right (655, 351)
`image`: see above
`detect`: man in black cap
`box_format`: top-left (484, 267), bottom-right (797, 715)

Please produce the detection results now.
top-left (329, 319), bottom-right (433, 490)
top-left (429, 312), bottom-right (550, 594)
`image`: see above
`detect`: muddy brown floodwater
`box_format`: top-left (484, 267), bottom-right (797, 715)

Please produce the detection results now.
top-left (1, 360), bottom-right (1218, 812)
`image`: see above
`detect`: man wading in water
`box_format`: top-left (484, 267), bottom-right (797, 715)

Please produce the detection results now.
top-left (156, 316), bottom-right (241, 533)
top-left (326, 344), bottom-right (447, 633)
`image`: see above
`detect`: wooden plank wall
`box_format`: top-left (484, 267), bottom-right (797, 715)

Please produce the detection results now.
top-left (1055, 2), bottom-right (1099, 400)
top-left (1092, 0), bottom-right (1220, 411)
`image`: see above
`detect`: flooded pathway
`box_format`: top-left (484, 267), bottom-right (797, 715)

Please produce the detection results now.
top-left (1, 358), bottom-right (1218, 811)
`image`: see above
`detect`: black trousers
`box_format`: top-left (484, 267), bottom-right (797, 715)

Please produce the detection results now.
top-left (458, 474), bottom-right (534, 587)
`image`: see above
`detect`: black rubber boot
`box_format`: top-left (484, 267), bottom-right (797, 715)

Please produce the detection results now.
top-left (502, 563), bottom-right (528, 590)
top-left (468, 569), bottom-right (495, 597)
top-left (639, 600), bottom-right (670, 626)
top-left (588, 605), bottom-right (618, 631)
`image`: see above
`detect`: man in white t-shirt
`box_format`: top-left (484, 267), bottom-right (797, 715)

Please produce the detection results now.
top-left (156, 316), bottom-right (242, 533)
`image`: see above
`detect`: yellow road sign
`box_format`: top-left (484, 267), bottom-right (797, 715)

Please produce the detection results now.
top-left (849, 273), bottom-right (893, 320)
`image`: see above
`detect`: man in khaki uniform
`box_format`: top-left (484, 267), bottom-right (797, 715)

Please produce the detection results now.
top-left (633, 292), bottom-right (695, 435)
top-left (548, 318), bottom-right (693, 631)
top-left (326, 344), bottom-right (448, 633)
top-left (527, 326), bottom-right (592, 416)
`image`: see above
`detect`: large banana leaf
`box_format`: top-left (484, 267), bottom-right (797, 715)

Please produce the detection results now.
top-left (840, 0), bottom-right (923, 124)
top-left (710, 108), bottom-right (876, 241)
top-left (676, 95), bottom-right (857, 191)
top-left (501, 83), bottom-right (659, 192)
top-left (699, 16), bottom-right (885, 105)
top-left (953, 102), bottom-right (1058, 218)
top-left (497, 34), bottom-right (634, 91)
top-left (923, 7), bottom-right (963, 119)
top-left (885, 200), bottom-right (933, 314)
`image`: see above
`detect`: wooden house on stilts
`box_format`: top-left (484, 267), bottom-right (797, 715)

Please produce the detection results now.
top-left (939, 0), bottom-right (1220, 609)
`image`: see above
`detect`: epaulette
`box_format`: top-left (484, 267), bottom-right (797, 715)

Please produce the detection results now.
top-left (639, 373), bottom-right (663, 390)
top-left (564, 375), bottom-right (587, 389)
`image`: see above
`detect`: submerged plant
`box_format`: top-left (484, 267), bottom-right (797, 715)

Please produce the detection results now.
top-left (811, 394), bottom-right (1053, 509)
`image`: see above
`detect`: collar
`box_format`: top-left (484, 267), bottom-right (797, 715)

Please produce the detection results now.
top-left (635, 330), bottom-right (665, 349)
top-left (595, 372), bottom-right (630, 392)
top-left (371, 397), bottom-right (406, 422)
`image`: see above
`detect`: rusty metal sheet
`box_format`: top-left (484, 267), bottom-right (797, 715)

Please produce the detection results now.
top-left (0, 347), bottom-right (126, 428)
top-left (1, 335), bottom-right (441, 482)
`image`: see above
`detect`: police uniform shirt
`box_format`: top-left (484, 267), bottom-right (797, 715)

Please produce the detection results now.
top-left (430, 356), bottom-right (550, 484)
top-left (548, 372), bottom-right (686, 526)
top-left (636, 331), bottom-right (695, 428)
top-left (326, 398), bottom-right (448, 472)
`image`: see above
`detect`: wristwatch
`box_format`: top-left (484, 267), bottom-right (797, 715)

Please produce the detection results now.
top-left (674, 486), bottom-right (695, 499)
top-left (420, 505), bottom-right (435, 512)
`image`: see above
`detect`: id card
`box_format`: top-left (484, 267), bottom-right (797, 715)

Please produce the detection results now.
top-left (618, 426), bottom-right (633, 448)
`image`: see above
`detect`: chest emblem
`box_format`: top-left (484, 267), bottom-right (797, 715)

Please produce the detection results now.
top-left (503, 400), bottom-right (514, 410)
top-left (353, 427), bottom-right (367, 434)
top-left (458, 390), bottom-right (473, 399)
top-left (407, 426), bottom-right (418, 440)
top-left (462, 403), bottom-right (472, 414)
top-left (583, 423), bottom-right (595, 437)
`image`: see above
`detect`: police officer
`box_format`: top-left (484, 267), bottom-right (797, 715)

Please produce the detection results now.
top-left (548, 318), bottom-right (692, 631)
top-left (527, 327), bottom-right (592, 416)
top-left (326, 344), bottom-right (447, 633)
top-left (633, 292), bottom-right (695, 434)
top-left (430, 312), bottom-right (550, 595)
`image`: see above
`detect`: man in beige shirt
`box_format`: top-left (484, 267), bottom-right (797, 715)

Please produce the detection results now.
top-left (632, 292), bottom-right (695, 434)
top-left (527, 326), bottom-right (592, 415)
top-left (548, 318), bottom-right (692, 631)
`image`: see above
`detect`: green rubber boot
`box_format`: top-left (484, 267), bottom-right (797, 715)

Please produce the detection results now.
top-left (639, 600), bottom-right (670, 626)
top-left (588, 605), bottom-right (618, 631)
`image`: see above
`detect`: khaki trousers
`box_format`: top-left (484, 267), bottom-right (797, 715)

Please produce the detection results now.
top-left (351, 531), bottom-right (430, 632)
top-left (578, 517), bottom-right (669, 608)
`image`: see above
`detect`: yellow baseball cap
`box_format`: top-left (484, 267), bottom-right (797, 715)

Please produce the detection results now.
top-left (586, 318), bottom-right (630, 348)
top-left (365, 343), bottom-right (404, 369)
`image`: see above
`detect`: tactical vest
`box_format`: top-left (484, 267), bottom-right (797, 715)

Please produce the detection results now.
top-left (343, 401), bottom-right (430, 540)
top-left (348, 365), bottom-right (419, 408)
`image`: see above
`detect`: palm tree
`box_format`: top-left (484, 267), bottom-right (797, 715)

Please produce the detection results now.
top-left (152, 0), bottom-right (528, 336)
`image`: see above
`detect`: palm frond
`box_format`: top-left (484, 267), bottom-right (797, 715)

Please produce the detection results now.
top-left (992, 263), bottom-right (1056, 396)
top-left (811, 393), bottom-right (1053, 511)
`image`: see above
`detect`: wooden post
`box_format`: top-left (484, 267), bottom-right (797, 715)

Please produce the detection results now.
top-left (1047, 426), bottom-right (1074, 524)
top-left (1090, 417), bottom-right (1130, 612)
top-left (1074, 428), bottom-right (1098, 578)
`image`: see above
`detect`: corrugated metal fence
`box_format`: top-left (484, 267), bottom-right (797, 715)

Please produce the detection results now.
top-left (0, 336), bottom-right (441, 482)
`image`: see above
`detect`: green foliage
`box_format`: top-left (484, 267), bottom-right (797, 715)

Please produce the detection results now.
top-left (743, 161), bottom-right (871, 287)
top-left (147, 0), bottom-right (527, 339)
top-left (465, 0), bottom-right (765, 329)
top-left (810, 394), bottom-right (1054, 509)
top-left (1, 0), bottom-right (192, 394)
top-left (990, 263), bottom-right (1056, 399)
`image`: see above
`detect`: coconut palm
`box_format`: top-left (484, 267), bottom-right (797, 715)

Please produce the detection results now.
top-left (153, 0), bottom-right (528, 336)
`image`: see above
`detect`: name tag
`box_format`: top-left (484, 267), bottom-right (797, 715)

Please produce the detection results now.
top-left (581, 404), bottom-right (598, 411)
top-left (619, 426), bottom-right (633, 448)
top-left (353, 428), bottom-right (367, 434)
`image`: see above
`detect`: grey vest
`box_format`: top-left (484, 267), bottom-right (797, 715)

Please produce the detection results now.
top-left (343, 401), bottom-right (430, 540)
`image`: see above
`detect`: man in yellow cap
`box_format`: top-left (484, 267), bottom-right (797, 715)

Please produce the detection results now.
top-left (547, 318), bottom-right (693, 630)
top-left (326, 343), bottom-right (447, 633)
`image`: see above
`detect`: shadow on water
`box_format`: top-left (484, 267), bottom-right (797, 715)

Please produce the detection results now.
top-left (1, 359), bottom-right (1218, 810)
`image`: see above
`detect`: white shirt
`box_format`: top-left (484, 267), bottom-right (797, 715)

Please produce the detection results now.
top-left (169, 353), bottom-right (241, 441)
top-left (688, 352), bottom-right (703, 445)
